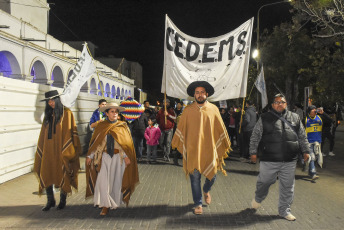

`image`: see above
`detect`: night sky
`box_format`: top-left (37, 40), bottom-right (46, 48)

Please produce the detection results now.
top-left (48, 0), bottom-right (292, 100)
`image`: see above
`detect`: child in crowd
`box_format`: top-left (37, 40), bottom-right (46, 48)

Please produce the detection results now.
top-left (144, 118), bottom-right (161, 163)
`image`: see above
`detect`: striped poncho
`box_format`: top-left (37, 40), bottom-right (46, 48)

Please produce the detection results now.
top-left (34, 108), bottom-right (81, 194)
top-left (172, 101), bottom-right (231, 180)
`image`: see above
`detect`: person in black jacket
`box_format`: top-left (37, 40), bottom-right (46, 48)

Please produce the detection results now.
top-left (249, 94), bottom-right (310, 221)
top-left (319, 107), bottom-right (335, 156)
top-left (241, 100), bottom-right (257, 160)
top-left (130, 113), bottom-right (148, 161)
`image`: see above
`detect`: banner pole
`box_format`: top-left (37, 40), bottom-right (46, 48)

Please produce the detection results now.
top-left (239, 97), bottom-right (246, 134)
top-left (86, 44), bottom-right (105, 99)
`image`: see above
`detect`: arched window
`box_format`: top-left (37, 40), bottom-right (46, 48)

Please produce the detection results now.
top-left (90, 78), bottom-right (97, 95)
top-left (105, 83), bottom-right (110, 97)
top-left (98, 81), bottom-right (104, 96)
top-left (51, 65), bottom-right (64, 88)
top-left (111, 85), bottom-right (116, 98)
top-left (30, 60), bottom-right (47, 84)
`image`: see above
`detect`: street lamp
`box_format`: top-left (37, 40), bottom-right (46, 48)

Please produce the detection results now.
top-left (256, 0), bottom-right (291, 70)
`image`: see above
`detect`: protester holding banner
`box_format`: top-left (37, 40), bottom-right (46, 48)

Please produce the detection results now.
top-left (34, 90), bottom-right (81, 211)
top-left (172, 81), bottom-right (231, 215)
top-left (85, 103), bottom-right (139, 216)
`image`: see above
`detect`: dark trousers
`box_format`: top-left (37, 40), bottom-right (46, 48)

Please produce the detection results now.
top-left (228, 127), bottom-right (236, 145)
top-left (242, 130), bottom-right (253, 158)
top-left (322, 131), bottom-right (334, 152)
top-left (236, 126), bottom-right (244, 155)
top-left (133, 135), bottom-right (144, 159)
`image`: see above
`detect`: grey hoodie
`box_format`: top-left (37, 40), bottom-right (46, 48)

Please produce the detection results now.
top-left (242, 106), bottom-right (257, 132)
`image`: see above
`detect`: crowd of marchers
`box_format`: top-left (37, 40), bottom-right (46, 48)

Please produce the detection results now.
top-left (33, 85), bottom-right (342, 220)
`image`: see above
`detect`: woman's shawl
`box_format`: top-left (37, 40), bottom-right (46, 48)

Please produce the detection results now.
top-left (172, 102), bottom-right (231, 180)
top-left (85, 120), bottom-right (139, 205)
top-left (34, 108), bottom-right (81, 194)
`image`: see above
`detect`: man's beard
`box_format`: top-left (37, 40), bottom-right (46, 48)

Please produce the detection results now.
top-left (195, 97), bottom-right (207, 104)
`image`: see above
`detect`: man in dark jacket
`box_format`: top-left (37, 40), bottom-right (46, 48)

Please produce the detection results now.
top-left (130, 113), bottom-right (148, 161)
top-left (241, 100), bottom-right (257, 160)
top-left (249, 94), bottom-right (310, 221)
top-left (319, 107), bottom-right (335, 156)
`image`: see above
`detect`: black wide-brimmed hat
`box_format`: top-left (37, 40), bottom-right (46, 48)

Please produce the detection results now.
top-left (40, 90), bottom-right (61, 101)
top-left (187, 81), bottom-right (215, 97)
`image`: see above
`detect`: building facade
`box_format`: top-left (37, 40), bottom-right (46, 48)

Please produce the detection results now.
top-left (0, 0), bottom-right (137, 183)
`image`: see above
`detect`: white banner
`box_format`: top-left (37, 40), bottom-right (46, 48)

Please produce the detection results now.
top-left (161, 15), bottom-right (254, 101)
top-left (255, 66), bottom-right (268, 108)
top-left (60, 44), bottom-right (96, 108)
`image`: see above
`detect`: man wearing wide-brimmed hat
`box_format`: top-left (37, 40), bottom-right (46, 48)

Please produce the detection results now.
top-left (34, 90), bottom-right (81, 211)
top-left (172, 81), bottom-right (231, 215)
top-left (85, 102), bottom-right (139, 216)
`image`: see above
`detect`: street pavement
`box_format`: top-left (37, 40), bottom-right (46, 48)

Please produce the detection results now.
top-left (1, 126), bottom-right (344, 230)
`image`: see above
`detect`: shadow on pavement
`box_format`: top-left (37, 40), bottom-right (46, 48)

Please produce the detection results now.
top-left (0, 204), bottom-right (193, 220)
top-left (226, 169), bottom-right (259, 176)
top-left (0, 205), bottom-right (281, 228)
top-left (165, 208), bottom-right (281, 228)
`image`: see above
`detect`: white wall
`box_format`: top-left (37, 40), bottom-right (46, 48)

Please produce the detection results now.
top-left (0, 77), bottom-right (118, 184)
top-left (10, 0), bottom-right (49, 34)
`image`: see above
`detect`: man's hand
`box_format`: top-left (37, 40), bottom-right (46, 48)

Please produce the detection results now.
top-left (250, 154), bottom-right (257, 163)
top-left (303, 153), bottom-right (310, 162)
top-left (124, 157), bottom-right (131, 167)
top-left (164, 111), bottom-right (169, 116)
top-left (86, 157), bottom-right (92, 166)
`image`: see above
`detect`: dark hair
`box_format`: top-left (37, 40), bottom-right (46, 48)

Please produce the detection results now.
top-left (144, 100), bottom-right (149, 104)
top-left (118, 113), bottom-right (126, 121)
top-left (149, 118), bottom-right (157, 125)
top-left (98, 99), bottom-right (107, 105)
top-left (246, 100), bottom-right (253, 106)
top-left (43, 97), bottom-right (64, 139)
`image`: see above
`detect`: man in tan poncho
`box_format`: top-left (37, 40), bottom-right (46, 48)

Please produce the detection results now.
top-left (34, 90), bottom-right (81, 211)
top-left (172, 81), bottom-right (231, 215)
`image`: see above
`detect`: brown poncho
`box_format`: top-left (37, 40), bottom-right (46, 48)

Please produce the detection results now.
top-left (85, 120), bottom-right (139, 205)
top-left (172, 102), bottom-right (231, 180)
top-left (34, 108), bottom-right (81, 194)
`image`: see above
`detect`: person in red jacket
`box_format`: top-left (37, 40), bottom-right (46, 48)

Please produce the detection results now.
top-left (144, 118), bottom-right (161, 163)
top-left (156, 99), bottom-right (176, 161)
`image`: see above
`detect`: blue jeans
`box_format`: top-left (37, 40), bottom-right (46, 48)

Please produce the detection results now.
top-left (189, 169), bottom-right (216, 206)
top-left (159, 129), bottom-right (173, 158)
top-left (309, 143), bottom-right (317, 176)
top-left (147, 144), bottom-right (157, 161)
top-left (132, 135), bottom-right (144, 159)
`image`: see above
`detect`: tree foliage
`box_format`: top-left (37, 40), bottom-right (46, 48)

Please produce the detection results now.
top-left (259, 19), bottom-right (344, 107)
top-left (292, 0), bottom-right (344, 38)
top-left (260, 21), bottom-right (313, 107)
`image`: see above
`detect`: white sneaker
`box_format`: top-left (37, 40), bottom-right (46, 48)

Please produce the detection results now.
top-left (329, 152), bottom-right (335, 156)
top-left (283, 213), bottom-right (296, 221)
top-left (322, 153), bottom-right (326, 156)
top-left (251, 199), bottom-right (261, 209)
top-left (312, 175), bottom-right (319, 180)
